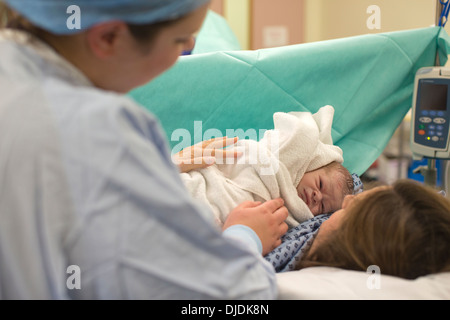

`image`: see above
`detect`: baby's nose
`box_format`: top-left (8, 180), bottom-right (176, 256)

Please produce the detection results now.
top-left (313, 190), bottom-right (322, 203)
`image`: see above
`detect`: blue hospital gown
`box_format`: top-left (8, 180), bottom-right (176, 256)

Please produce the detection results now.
top-left (0, 30), bottom-right (276, 299)
top-left (265, 214), bottom-right (331, 272)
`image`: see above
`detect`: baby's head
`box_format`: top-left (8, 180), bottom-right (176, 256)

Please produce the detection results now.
top-left (297, 161), bottom-right (353, 216)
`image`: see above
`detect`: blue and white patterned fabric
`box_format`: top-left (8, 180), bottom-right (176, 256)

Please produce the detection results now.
top-left (265, 174), bottom-right (362, 273)
top-left (264, 214), bottom-right (331, 273)
top-left (352, 173), bottom-right (364, 194)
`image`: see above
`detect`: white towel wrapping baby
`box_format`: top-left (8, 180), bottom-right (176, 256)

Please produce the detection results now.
top-left (180, 105), bottom-right (344, 228)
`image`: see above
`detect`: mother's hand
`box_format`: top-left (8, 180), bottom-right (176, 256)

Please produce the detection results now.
top-left (172, 137), bottom-right (242, 173)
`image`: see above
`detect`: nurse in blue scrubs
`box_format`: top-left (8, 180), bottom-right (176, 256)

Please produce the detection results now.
top-left (0, 0), bottom-right (288, 299)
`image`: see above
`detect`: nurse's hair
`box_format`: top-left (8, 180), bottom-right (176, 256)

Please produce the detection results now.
top-left (0, 2), bottom-right (37, 32)
top-left (297, 179), bottom-right (450, 279)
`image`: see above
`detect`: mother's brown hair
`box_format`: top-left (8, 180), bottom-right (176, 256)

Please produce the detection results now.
top-left (297, 179), bottom-right (450, 279)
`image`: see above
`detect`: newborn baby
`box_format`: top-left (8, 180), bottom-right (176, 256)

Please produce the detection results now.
top-left (179, 106), bottom-right (356, 228)
top-left (297, 161), bottom-right (354, 216)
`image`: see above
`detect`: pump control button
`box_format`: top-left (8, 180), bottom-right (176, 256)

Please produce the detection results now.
top-left (419, 117), bottom-right (432, 123)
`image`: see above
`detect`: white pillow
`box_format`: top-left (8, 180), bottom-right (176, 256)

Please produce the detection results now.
top-left (276, 267), bottom-right (450, 300)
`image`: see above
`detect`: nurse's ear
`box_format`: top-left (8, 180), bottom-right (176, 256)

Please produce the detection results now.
top-left (85, 21), bottom-right (129, 59)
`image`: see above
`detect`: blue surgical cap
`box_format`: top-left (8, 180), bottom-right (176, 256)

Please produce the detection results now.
top-left (4, 0), bottom-right (211, 34)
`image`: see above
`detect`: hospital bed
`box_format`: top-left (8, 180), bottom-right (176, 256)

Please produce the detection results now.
top-left (129, 9), bottom-right (450, 299)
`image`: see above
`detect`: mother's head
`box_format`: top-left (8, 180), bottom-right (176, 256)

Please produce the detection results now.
top-left (298, 179), bottom-right (450, 279)
top-left (1, 0), bottom-right (211, 92)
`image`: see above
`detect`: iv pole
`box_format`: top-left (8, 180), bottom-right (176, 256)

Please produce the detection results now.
top-left (436, 0), bottom-right (446, 66)
top-left (439, 1), bottom-right (450, 197)
top-left (413, 1), bottom-right (447, 187)
top-left (441, 1), bottom-right (450, 196)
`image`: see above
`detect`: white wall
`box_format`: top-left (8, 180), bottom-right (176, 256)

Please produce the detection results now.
top-left (304, 0), bottom-right (442, 43)
top-left (223, 0), bottom-right (251, 49)
top-left (213, 0), bottom-right (448, 48)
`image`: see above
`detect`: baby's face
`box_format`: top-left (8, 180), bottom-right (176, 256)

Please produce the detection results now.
top-left (296, 168), bottom-right (346, 216)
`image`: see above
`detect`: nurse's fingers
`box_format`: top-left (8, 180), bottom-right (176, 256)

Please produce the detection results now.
top-left (176, 157), bottom-right (216, 173)
top-left (205, 148), bottom-right (243, 161)
top-left (273, 205), bottom-right (289, 236)
top-left (200, 137), bottom-right (242, 163)
top-left (235, 200), bottom-right (262, 209)
top-left (202, 136), bottom-right (238, 149)
top-left (175, 137), bottom-right (241, 166)
top-left (260, 198), bottom-right (289, 238)
top-left (273, 203), bottom-right (289, 224)
top-left (258, 198), bottom-right (285, 214)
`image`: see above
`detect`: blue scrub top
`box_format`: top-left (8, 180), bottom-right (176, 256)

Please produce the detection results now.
top-left (0, 30), bottom-right (276, 299)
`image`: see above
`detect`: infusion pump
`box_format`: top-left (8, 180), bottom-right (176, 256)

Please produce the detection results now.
top-left (411, 67), bottom-right (450, 160)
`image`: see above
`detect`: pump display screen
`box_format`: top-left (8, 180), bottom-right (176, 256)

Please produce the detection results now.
top-left (411, 69), bottom-right (450, 159)
top-left (414, 78), bottom-right (450, 152)
top-left (418, 82), bottom-right (448, 111)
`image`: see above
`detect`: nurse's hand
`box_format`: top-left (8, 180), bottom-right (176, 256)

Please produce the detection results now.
top-left (172, 137), bottom-right (242, 173)
top-left (223, 198), bottom-right (289, 256)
